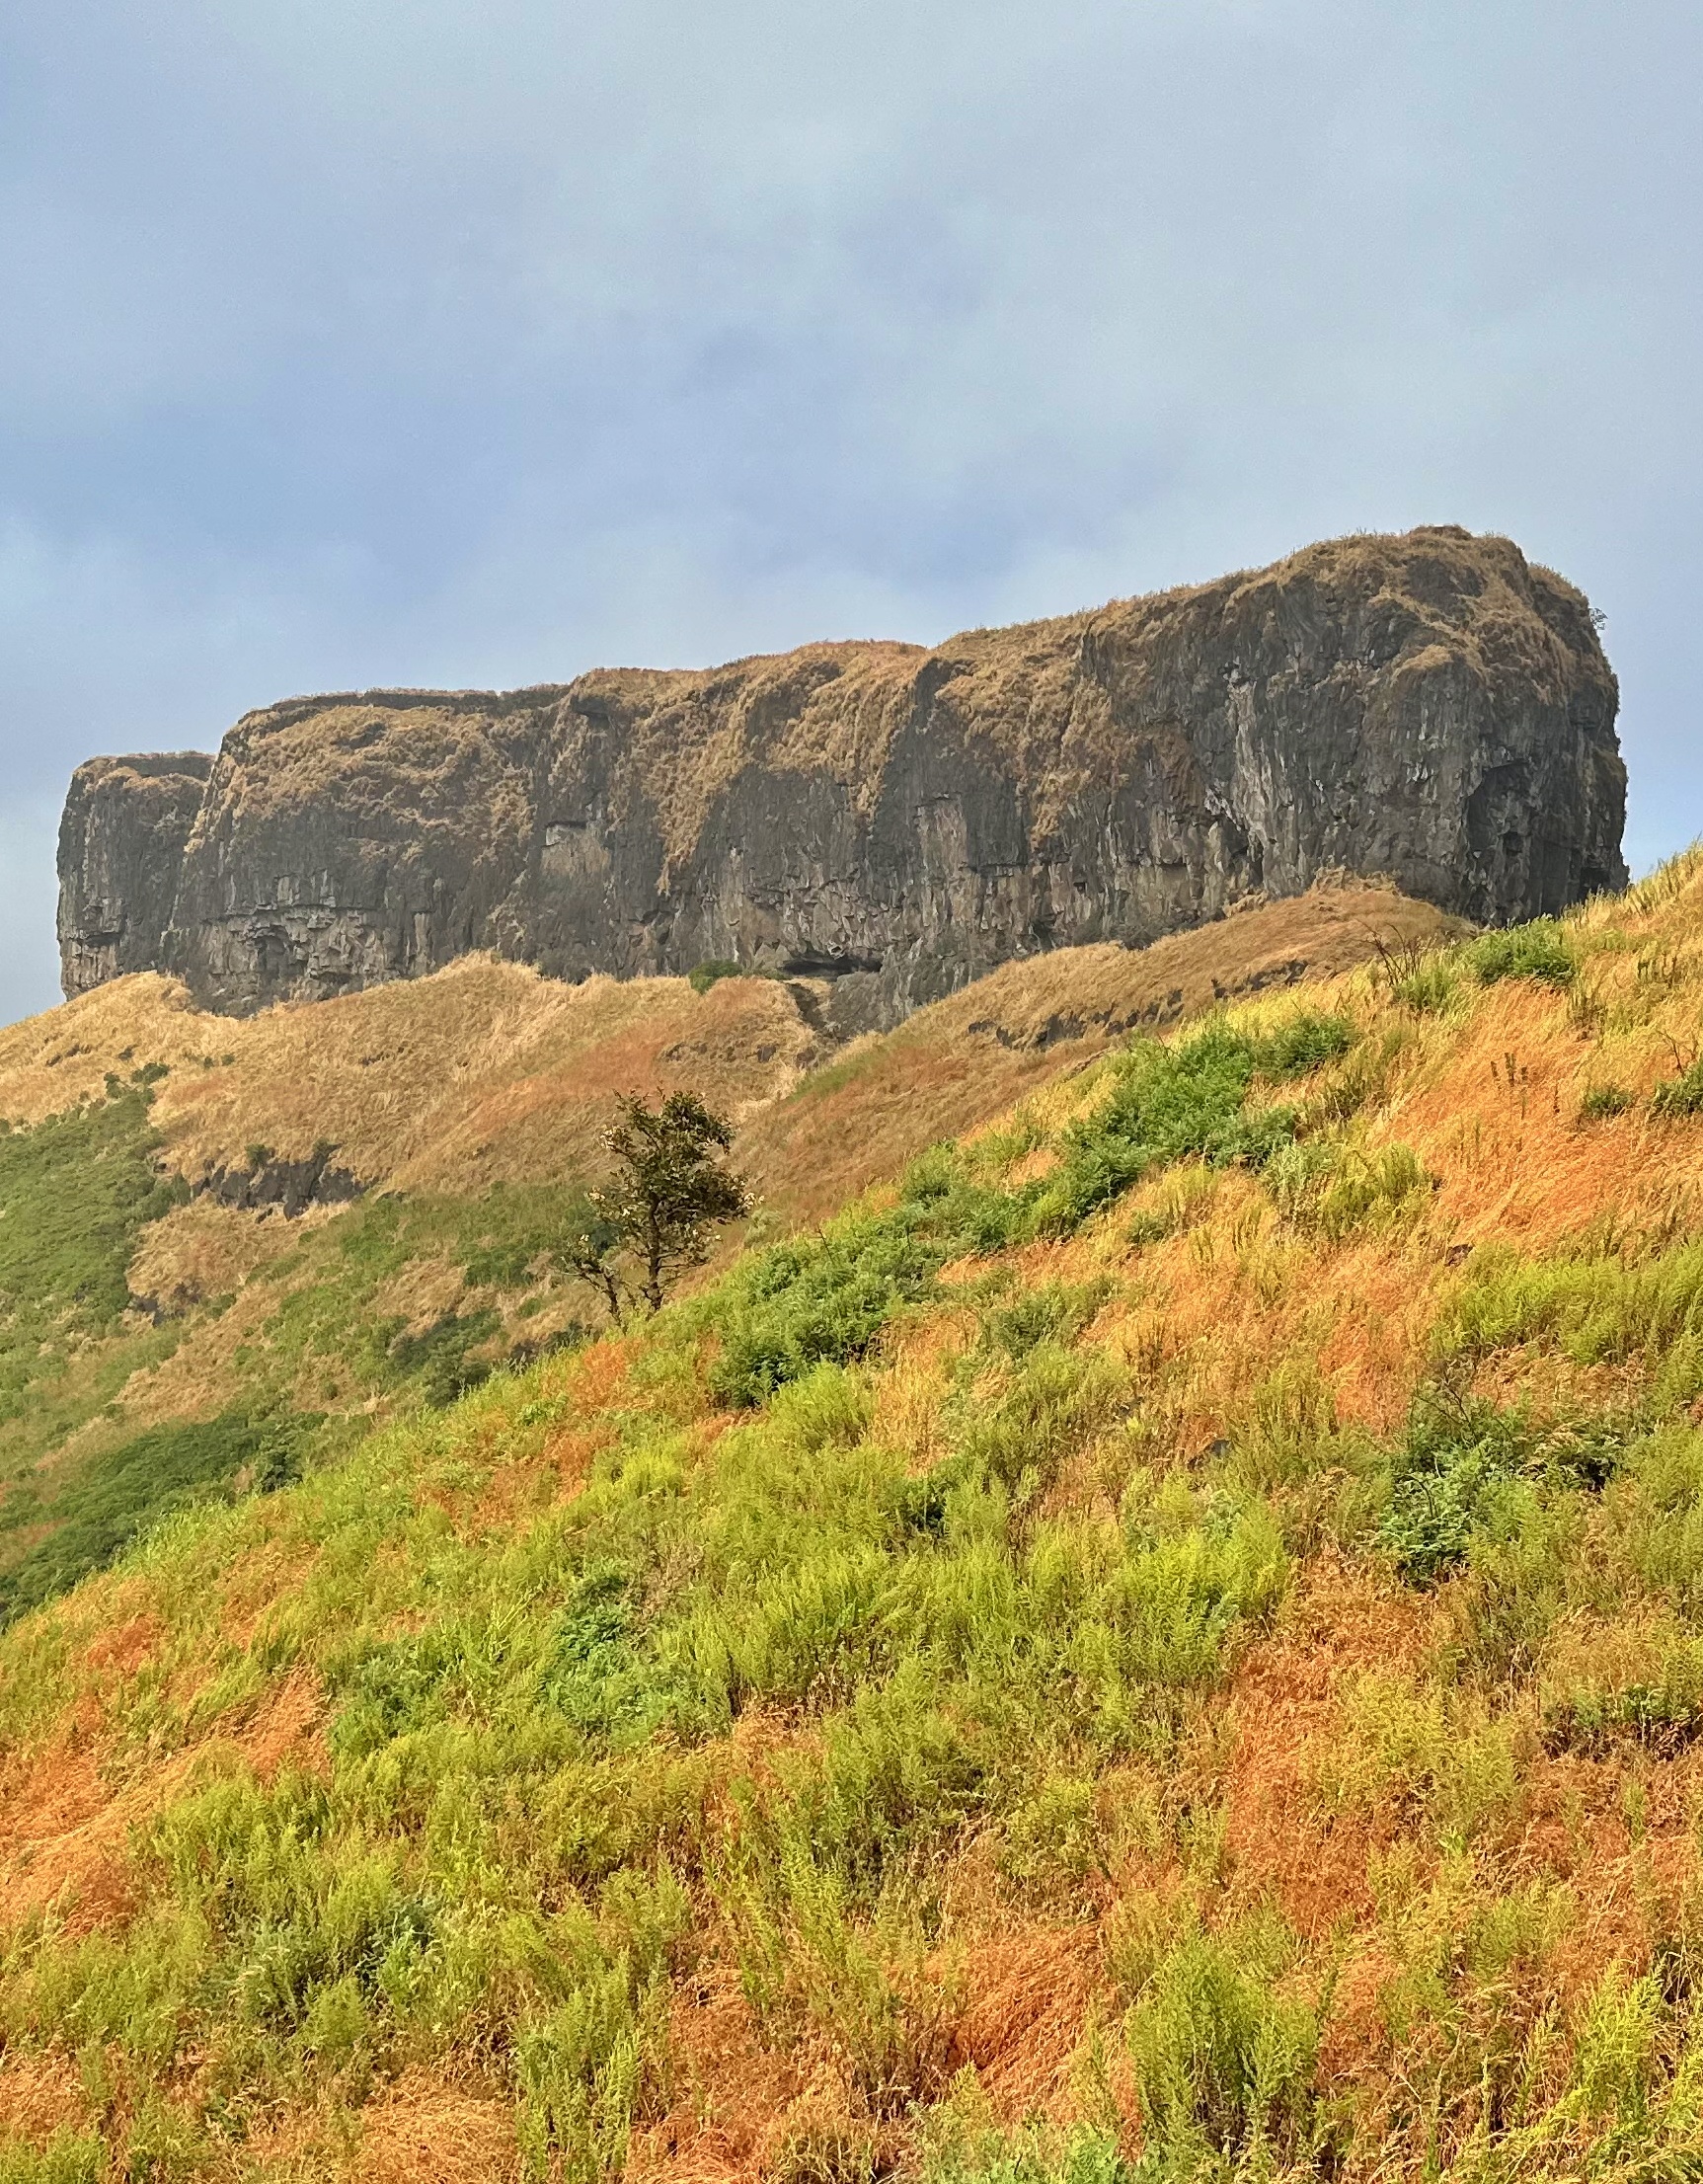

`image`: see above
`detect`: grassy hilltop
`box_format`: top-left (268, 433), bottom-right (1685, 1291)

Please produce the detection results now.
top-left (10, 865), bottom-right (1703, 2177)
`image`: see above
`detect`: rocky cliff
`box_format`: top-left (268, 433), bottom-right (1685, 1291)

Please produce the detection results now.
top-left (56, 751), bottom-right (214, 996)
top-left (57, 526), bottom-right (1627, 1023)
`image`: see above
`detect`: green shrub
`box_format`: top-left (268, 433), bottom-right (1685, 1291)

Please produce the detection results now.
top-left (1467, 919), bottom-right (1577, 987)
top-left (1377, 1389), bottom-right (1627, 1588)
top-left (1265, 1138), bottom-right (1429, 1240)
top-left (0, 2132), bottom-right (105, 2184)
top-left (515, 1960), bottom-right (663, 2183)
top-left (1125, 1922), bottom-right (1319, 2163)
top-left (1437, 1241), bottom-right (1703, 1404)
top-left (923, 2126), bottom-right (1131, 2184)
top-left (1392, 957), bottom-right (1458, 1013)
top-left (1033, 1024), bottom-right (1296, 1235)
top-left (689, 959), bottom-right (744, 994)
top-left (1379, 1390), bottom-right (1542, 1586)
top-left (1250, 1009), bottom-right (1356, 1079)
top-left (707, 1150), bottom-right (1032, 1406)
top-left (1579, 1083), bottom-right (1638, 1121)
top-left (1543, 1680), bottom-right (1703, 1758)
top-left (1651, 1060), bottom-right (1703, 1118)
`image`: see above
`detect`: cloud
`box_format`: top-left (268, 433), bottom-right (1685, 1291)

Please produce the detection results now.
top-left (1, 0), bottom-right (1699, 1021)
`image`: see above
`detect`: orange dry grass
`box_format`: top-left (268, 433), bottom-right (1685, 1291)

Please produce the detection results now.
top-left (0, 2047), bottom-right (93, 2142)
top-left (869, 1307), bottom-right (978, 1472)
top-left (1382, 977), bottom-right (1703, 1254)
top-left (946, 1922), bottom-right (1107, 2126)
top-left (351, 2067), bottom-right (522, 2184)
top-left (1221, 1560), bottom-right (1439, 1935)
top-left (1095, 1209), bottom-right (1442, 1451)
top-left (629, 1967), bottom-right (822, 2184)
top-left (742, 884), bottom-right (1457, 1225)
top-left (0, 972), bottom-right (215, 1124)
top-left (0, 1668), bottom-right (322, 1935)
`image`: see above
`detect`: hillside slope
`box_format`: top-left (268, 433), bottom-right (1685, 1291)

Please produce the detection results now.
top-left (0, 883), bottom-right (1445, 1630)
top-left (18, 867), bottom-right (1703, 2177)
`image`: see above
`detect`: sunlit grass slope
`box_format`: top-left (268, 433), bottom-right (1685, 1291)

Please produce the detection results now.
top-left (0, 889), bottom-right (1442, 1634)
top-left (26, 864), bottom-right (1703, 2177)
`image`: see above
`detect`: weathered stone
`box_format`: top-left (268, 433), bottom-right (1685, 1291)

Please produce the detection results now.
top-left (57, 527), bottom-right (1627, 1020)
top-left (57, 752), bottom-right (214, 998)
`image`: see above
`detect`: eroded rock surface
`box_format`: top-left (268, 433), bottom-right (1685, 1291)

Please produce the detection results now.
top-left (57, 752), bottom-right (214, 996)
top-left (58, 527), bottom-right (1627, 1021)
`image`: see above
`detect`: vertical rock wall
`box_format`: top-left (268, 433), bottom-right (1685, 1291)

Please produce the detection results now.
top-left (56, 527), bottom-right (1628, 1023)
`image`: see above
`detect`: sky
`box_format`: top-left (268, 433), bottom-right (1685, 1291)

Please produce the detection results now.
top-left (2, 0), bottom-right (1699, 1028)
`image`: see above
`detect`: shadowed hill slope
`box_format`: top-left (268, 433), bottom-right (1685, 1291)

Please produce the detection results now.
top-left (12, 854), bottom-right (1703, 2175)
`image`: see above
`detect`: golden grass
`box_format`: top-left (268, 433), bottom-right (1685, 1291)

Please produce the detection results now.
top-left (349, 2067), bottom-right (522, 2184)
top-left (742, 881), bottom-right (1457, 1224)
top-left (0, 954), bottom-right (814, 1192)
top-left (125, 1199), bottom-right (304, 1316)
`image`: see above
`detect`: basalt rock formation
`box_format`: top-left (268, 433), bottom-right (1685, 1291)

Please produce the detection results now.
top-left (56, 751), bottom-right (214, 997)
top-left (57, 526), bottom-right (1627, 1026)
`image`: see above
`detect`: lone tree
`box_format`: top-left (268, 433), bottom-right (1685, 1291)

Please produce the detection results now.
top-left (564, 1091), bottom-right (749, 1322)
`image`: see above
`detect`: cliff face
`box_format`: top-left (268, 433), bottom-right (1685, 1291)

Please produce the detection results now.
top-left (56, 752), bottom-right (214, 997)
top-left (57, 526), bottom-right (1627, 1022)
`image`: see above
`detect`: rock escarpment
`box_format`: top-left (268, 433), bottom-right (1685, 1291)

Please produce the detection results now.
top-left (57, 527), bottom-right (1627, 1025)
top-left (56, 752), bottom-right (214, 996)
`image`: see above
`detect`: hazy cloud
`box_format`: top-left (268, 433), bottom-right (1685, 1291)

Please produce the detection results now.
top-left (2, 0), bottom-right (1699, 1022)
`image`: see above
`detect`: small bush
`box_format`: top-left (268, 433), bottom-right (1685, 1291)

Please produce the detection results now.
top-left (1250, 1010), bottom-right (1356, 1079)
top-left (1651, 1060), bottom-right (1703, 1119)
top-left (1125, 1922), bottom-right (1319, 2163)
top-left (1393, 957), bottom-right (1458, 1013)
top-left (1579, 1083), bottom-right (1637, 1122)
top-left (1467, 920), bottom-right (1577, 987)
top-left (1377, 1389), bottom-right (1627, 1588)
top-left (689, 959), bottom-right (743, 994)
top-left (1378, 1390), bottom-right (1542, 1586)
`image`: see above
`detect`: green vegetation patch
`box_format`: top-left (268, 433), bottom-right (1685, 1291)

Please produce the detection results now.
top-left (688, 958), bottom-right (744, 994)
top-left (1379, 1388), bottom-right (1628, 1587)
top-left (0, 1087), bottom-right (183, 1425)
top-left (0, 1404), bottom-right (319, 1626)
top-left (711, 1015), bottom-right (1350, 1406)
top-left (1466, 918), bottom-right (1577, 987)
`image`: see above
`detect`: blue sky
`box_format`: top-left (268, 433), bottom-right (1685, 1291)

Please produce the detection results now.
top-left (2, 0), bottom-right (1699, 1026)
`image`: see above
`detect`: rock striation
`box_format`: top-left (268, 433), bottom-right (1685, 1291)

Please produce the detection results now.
top-left (57, 527), bottom-right (1627, 1025)
top-left (57, 751), bottom-right (215, 997)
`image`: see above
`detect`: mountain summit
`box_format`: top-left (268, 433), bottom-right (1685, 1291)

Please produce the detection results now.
top-left (57, 527), bottom-right (1624, 1026)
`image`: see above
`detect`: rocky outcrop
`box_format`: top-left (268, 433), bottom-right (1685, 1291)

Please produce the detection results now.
top-left (57, 752), bottom-right (214, 997)
top-left (58, 527), bottom-right (1627, 1023)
